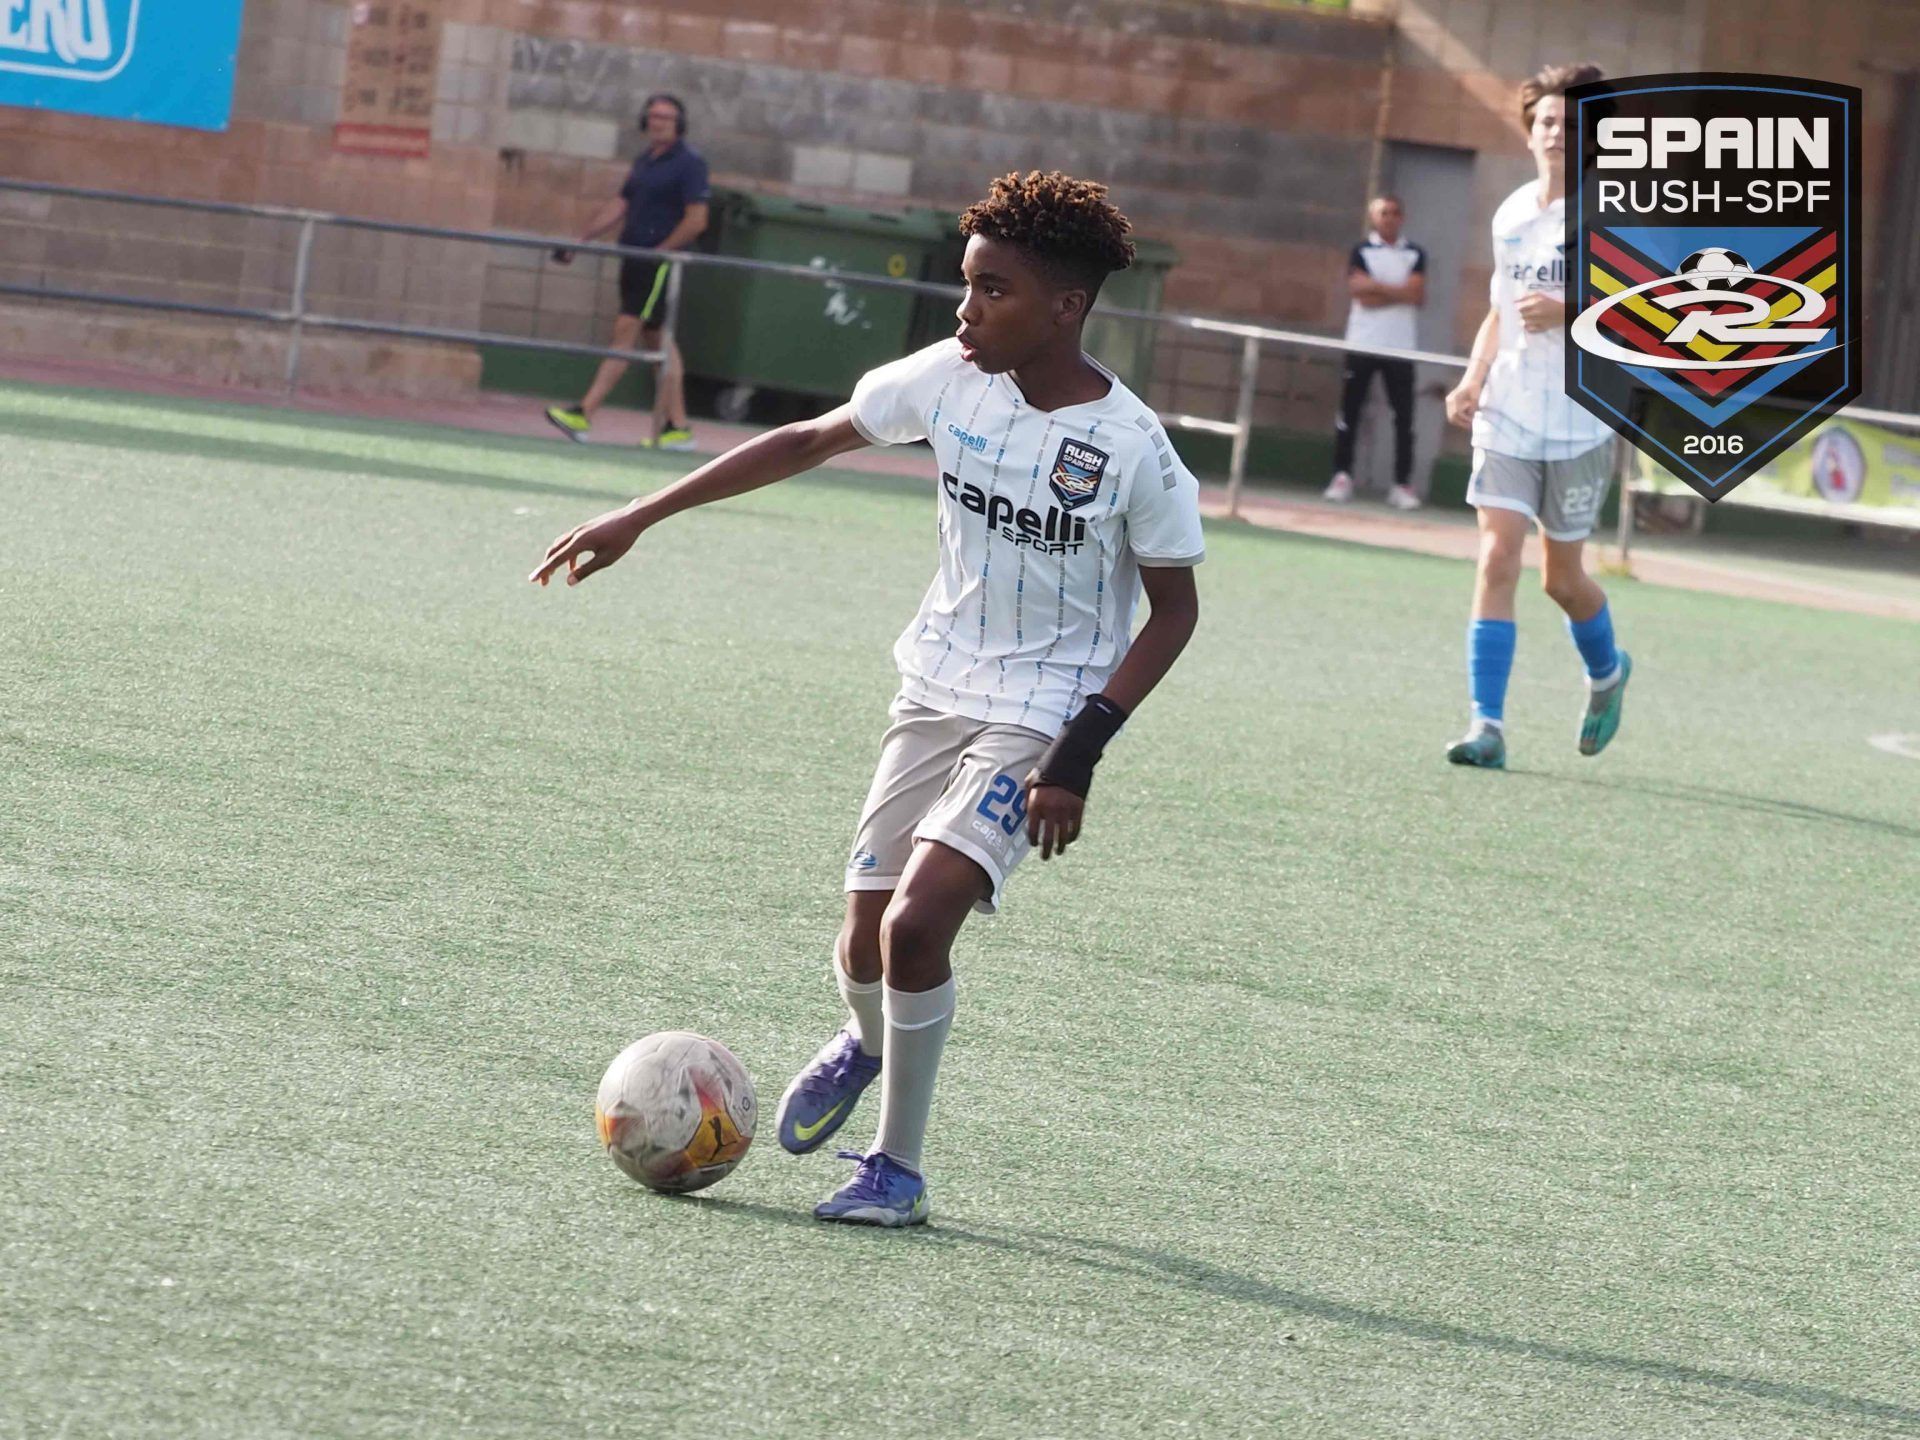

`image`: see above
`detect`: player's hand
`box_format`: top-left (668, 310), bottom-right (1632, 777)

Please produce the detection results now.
top-left (529, 505), bottom-right (646, 587)
top-left (1022, 776), bottom-right (1084, 861)
top-left (1444, 377), bottom-right (1482, 428)
top-left (1516, 291), bottom-right (1566, 332)
top-left (550, 246), bottom-right (575, 265)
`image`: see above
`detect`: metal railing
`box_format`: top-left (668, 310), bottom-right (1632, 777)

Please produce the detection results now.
top-left (1612, 394), bottom-right (1920, 561)
top-left (0, 180), bottom-right (683, 389)
top-left (3, 177), bottom-right (1918, 551)
top-left (0, 177), bottom-right (1435, 505)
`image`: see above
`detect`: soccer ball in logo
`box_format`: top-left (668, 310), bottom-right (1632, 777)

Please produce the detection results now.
top-left (1678, 247), bottom-right (1753, 290)
top-left (595, 1032), bottom-right (757, 1193)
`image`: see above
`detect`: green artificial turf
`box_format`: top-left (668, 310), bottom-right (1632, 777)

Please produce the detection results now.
top-left (3, 382), bottom-right (1918, 1439)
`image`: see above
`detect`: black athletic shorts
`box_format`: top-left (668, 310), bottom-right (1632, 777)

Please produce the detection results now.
top-left (617, 258), bottom-right (669, 323)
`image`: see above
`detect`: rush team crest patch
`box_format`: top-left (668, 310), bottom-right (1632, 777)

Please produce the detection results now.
top-left (1049, 438), bottom-right (1109, 510)
top-left (1566, 73), bottom-right (1862, 499)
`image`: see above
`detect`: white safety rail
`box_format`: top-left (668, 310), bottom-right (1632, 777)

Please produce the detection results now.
top-left (4, 177), bottom-right (1918, 546)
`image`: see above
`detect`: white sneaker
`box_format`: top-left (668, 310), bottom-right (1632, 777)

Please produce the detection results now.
top-left (1323, 472), bottom-right (1354, 502)
top-left (1386, 484), bottom-right (1422, 511)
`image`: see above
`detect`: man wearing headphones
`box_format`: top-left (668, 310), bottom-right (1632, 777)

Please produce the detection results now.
top-left (546, 94), bottom-right (710, 451)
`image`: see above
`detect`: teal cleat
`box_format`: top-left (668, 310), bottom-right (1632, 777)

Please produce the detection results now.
top-left (1446, 723), bottom-right (1507, 770)
top-left (1579, 651), bottom-right (1632, 757)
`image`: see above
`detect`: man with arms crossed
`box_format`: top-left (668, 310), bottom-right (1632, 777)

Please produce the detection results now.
top-left (1326, 195), bottom-right (1427, 511)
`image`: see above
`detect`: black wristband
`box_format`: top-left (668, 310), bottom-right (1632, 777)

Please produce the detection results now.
top-left (1033, 695), bottom-right (1129, 799)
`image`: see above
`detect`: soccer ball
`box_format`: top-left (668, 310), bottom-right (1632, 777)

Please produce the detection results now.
top-left (595, 1032), bottom-right (757, 1193)
top-left (1678, 246), bottom-right (1752, 290)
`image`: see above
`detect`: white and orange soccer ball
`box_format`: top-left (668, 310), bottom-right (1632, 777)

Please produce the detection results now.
top-left (594, 1032), bottom-right (757, 1194)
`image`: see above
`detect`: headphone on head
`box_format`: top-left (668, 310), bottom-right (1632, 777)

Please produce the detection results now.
top-left (640, 93), bottom-right (688, 138)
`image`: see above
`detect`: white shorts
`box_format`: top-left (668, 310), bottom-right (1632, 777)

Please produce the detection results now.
top-left (844, 697), bottom-right (1052, 915)
top-left (1467, 442), bottom-right (1615, 541)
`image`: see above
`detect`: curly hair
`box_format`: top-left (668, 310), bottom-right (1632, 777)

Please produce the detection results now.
top-left (1520, 62), bottom-right (1603, 127)
top-left (959, 170), bottom-right (1135, 296)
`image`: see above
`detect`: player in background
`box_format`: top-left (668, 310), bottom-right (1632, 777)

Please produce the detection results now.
top-left (1442, 63), bottom-right (1631, 770)
top-left (531, 172), bottom-right (1205, 1227)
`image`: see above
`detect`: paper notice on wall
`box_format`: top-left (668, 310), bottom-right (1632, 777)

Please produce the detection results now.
top-left (335, 0), bottom-right (443, 157)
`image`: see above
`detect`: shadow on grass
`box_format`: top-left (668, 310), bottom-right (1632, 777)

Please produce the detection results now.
top-left (945, 1226), bottom-right (1920, 1430)
top-left (1504, 767), bottom-right (1920, 843)
top-left (643, 1192), bottom-right (823, 1230)
top-left (1, 408), bottom-right (637, 503)
top-left (0, 406), bottom-right (910, 511)
top-left (636, 1191), bottom-right (1914, 1428)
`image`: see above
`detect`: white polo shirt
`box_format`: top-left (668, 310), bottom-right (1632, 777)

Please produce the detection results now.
top-left (1473, 179), bottom-right (1613, 461)
top-left (1343, 229), bottom-right (1426, 354)
top-left (848, 339), bottom-right (1206, 738)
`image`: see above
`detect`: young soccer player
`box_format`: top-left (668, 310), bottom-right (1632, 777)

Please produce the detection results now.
top-left (1442, 63), bottom-right (1631, 770)
top-left (530, 172), bottom-right (1205, 1227)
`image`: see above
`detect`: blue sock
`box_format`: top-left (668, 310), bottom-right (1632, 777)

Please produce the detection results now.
top-left (1567, 602), bottom-right (1619, 684)
top-left (1467, 618), bottom-right (1516, 725)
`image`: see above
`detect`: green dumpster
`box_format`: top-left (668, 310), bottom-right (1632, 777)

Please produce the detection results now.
top-left (1082, 235), bottom-right (1179, 396)
top-left (677, 190), bottom-right (949, 403)
top-left (908, 231), bottom-right (1179, 395)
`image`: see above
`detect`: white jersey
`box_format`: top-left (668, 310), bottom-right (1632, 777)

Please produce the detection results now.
top-left (1343, 229), bottom-right (1426, 354)
top-left (1473, 179), bottom-right (1613, 461)
top-left (848, 339), bottom-right (1206, 737)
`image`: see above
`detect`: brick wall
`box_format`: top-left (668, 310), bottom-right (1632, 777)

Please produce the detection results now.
top-left (3, 0), bottom-right (1912, 421)
top-left (0, 0), bottom-right (1392, 408)
top-left (481, 0), bottom-right (1393, 423)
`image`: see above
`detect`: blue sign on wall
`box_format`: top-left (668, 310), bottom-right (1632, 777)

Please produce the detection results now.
top-left (0, 0), bottom-right (245, 132)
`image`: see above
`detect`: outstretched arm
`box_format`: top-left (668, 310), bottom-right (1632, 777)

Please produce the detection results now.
top-left (529, 408), bottom-right (871, 587)
top-left (1024, 563), bottom-right (1200, 860)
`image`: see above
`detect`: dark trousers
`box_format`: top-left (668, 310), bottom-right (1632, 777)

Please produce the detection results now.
top-left (1332, 354), bottom-right (1416, 487)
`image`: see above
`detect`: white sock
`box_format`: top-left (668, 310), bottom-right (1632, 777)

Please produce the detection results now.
top-left (1588, 663), bottom-right (1623, 691)
top-left (835, 962), bottom-right (884, 1058)
top-left (871, 978), bottom-right (955, 1175)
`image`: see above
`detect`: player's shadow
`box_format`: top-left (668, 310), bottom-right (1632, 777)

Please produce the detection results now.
top-left (940, 1226), bottom-right (1920, 1430)
top-left (627, 1194), bottom-right (1917, 1426)
top-left (1502, 768), bottom-right (1920, 843)
top-left (2, 406), bottom-right (909, 514)
top-left (636, 1192), bottom-right (821, 1229)
top-left (2, 409), bottom-right (638, 504)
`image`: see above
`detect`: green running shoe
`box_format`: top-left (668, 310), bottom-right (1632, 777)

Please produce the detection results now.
top-left (1579, 650), bottom-right (1632, 757)
top-left (1446, 722), bottom-right (1507, 769)
top-left (655, 426), bottom-right (696, 452)
top-left (544, 405), bottom-right (590, 442)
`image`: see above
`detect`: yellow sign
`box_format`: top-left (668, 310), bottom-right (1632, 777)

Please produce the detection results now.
top-left (1640, 414), bottom-right (1920, 515)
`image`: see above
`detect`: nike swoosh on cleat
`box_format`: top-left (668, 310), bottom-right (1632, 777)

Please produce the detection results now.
top-left (792, 1101), bottom-right (850, 1143)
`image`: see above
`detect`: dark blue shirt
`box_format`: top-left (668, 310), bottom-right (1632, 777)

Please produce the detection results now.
top-left (619, 141), bottom-right (711, 249)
